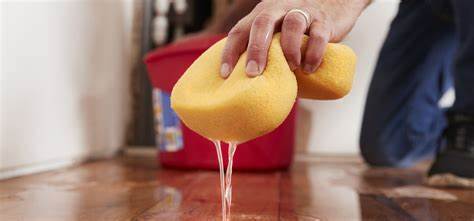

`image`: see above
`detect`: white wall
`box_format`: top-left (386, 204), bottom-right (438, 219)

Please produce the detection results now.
top-left (0, 0), bottom-right (135, 178)
top-left (301, 1), bottom-right (399, 154)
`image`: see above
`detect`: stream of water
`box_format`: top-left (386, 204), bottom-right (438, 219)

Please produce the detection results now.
top-left (212, 140), bottom-right (238, 221)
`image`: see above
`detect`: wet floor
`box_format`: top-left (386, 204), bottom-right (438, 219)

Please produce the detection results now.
top-left (0, 155), bottom-right (473, 220)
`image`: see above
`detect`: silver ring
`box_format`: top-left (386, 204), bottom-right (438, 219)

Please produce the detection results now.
top-left (286, 9), bottom-right (312, 30)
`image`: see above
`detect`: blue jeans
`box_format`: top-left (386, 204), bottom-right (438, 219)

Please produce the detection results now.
top-left (360, 0), bottom-right (474, 167)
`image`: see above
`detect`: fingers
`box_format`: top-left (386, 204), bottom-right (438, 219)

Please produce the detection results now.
top-left (221, 3), bottom-right (330, 78)
top-left (303, 21), bottom-right (330, 74)
top-left (245, 10), bottom-right (285, 77)
top-left (220, 17), bottom-right (252, 78)
top-left (280, 11), bottom-right (308, 71)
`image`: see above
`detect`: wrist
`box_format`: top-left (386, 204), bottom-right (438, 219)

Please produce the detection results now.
top-left (321, 0), bottom-right (368, 41)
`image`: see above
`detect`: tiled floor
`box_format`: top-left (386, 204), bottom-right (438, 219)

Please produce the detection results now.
top-left (1, 155), bottom-right (473, 220)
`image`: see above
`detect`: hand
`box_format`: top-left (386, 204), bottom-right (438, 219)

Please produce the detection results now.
top-left (219, 0), bottom-right (370, 78)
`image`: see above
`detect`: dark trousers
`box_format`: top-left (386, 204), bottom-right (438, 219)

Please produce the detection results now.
top-left (360, 0), bottom-right (474, 167)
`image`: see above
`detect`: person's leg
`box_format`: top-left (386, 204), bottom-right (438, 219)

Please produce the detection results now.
top-left (360, 0), bottom-right (456, 167)
top-left (449, 0), bottom-right (474, 113)
top-left (428, 0), bottom-right (474, 181)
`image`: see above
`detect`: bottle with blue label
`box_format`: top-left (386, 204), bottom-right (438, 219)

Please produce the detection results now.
top-left (153, 88), bottom-right (183, 152)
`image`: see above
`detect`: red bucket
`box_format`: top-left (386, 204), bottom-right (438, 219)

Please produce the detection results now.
top-left (144, 34), bottom-right (296, 170)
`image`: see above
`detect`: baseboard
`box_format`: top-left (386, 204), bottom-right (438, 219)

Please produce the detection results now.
top-left (0, 148), bottom-right (120, 180)
top-left (0, 156), bottom-right (86, 180)
top-left (294, 152), bottom-right (362, 163)
top-left (123, 146), bottom-right (157, 157)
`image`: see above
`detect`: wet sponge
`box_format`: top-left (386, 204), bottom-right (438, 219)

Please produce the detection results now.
top-left (171, 36), bottom-right (297, 142)
top-left (171, 34), bottom-right (356, 142)
top-left (296, 37), bottom-right (356, 99)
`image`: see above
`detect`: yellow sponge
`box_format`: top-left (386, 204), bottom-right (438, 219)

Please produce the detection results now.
top-left (296, 36), bottom-right (357, 99)
top-left (171, 34), bottom-right (356, 142)
top-left (171, 35), bottom-right (297, 142)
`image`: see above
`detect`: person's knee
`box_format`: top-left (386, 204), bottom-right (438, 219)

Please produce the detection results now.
top-left (359, 126), bottom-right (410, 168)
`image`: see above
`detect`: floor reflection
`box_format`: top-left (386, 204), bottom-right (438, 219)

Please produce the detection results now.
top-left (1, 156), bottom-right (473, 220)
top-left (282, 162), bottom-right (362, 221)
top-left (283, 159), bottom-right (474, 221)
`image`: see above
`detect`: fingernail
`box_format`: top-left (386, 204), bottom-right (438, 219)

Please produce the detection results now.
top-left (288, 62), bottom-right (298, 71)
top-left (246, 60), bottom-right (261, 77)
top-left (303, 64), bottom-right (316, 74)
top-left (220, 63), bottom-right (231, 78)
